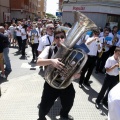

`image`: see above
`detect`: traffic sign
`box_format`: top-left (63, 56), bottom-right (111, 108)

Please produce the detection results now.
top-left (56, 12), bottom-right (62, 17)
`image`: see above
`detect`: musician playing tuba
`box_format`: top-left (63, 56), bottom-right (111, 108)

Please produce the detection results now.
top-left (37, 28), bottom-right (76, 120)
top-left (37, 11), bottom-right (98, 120)
top-left (95, 28), bottom-right (112, 74)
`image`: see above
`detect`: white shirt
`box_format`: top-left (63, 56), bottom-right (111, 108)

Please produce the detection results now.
top-left (9, 25), bottom-right (15, 35)
top-left (115, 39), bottom-right (120, 47)
top-left (99, 36), bottom-right (112, 52)
top-left (4, 30), bottom-right (11, 38)
top-left (16, 25), bottom-right (22, 36)
top-left (99, 32), bottom-right (104, 37)
top-left (85, 37), bottom-right (102, 56)
top-left (109, 32), bottom-right (120, 40)
top-left (108, 83), bottom-right (120, 120)
top-left (105, 56), bottom-right (119, 76)
top-left (21, 28), bottom-right (27, 40)
top-left (29, 30), bottom-right (39, 43)
top-left (36, 27), bottom-right (42, 38)
top-left (38, 46), bottom-right (58, 59)
top-left (37, 34), bottom-right (54, 52)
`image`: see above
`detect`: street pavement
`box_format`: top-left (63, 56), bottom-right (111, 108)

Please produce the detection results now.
top-left (0, 45), bottom-right (108, 120)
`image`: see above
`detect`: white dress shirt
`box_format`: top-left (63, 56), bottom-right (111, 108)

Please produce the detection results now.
top-left (108, 83), bottom-right (120, 120)
top-left (85, 37), bottom-right (102, 56)
top-left (99, 36), bottom-right (112, 52)
top-left (105, 56), bottom-right (119, 76)
top-left (37, 34), bottom-right (54, 52)
top-left (21, 28), bottom-right (27, 40)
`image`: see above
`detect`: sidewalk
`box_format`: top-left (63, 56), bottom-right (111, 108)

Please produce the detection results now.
top-left (0, 73), bottom-right (108, 120)
top-left (0, 46), bottom-right (108, 120)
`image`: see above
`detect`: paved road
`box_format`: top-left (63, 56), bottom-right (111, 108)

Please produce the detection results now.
top-left (0, 46), bottom-right (108, 120)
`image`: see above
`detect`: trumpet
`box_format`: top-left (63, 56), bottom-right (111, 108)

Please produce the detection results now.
top-left (112, 35), bottom-right (118, 45)
top-left (31, 33), bottom-right (34, 44)
top-left (96, 38), bottom-right (101, 45)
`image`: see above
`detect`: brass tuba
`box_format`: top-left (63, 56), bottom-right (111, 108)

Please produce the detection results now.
top-left (44, 11), bottom-right (98, 89)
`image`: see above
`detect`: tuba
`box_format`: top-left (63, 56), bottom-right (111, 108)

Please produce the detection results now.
top-left (44, 11), bottom-right (98, 89)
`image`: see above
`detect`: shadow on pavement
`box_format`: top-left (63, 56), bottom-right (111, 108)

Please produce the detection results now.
top-left (80, 84), bottom-right (108, 116)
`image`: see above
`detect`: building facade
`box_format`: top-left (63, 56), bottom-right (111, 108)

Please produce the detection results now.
top-left (0, 0), bottom-right (10, 24)
top-left (61, 0), bottom-right (120, 29)
top-left (10, 0), bottom-right (38, 20)
top-left (37, 0), bottom-right (47, 19)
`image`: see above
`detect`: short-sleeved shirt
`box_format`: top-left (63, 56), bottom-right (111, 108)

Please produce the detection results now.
top-left (105, 56), bottom-right (119, 76)
top-left (29, 29), bottom-right (39, 43)
top-left (38, 46), bottom-right (58, 59)
top-left (99, 36), bottom-right (112, 52)
top-left (21, 28), bottom-right (27, 40)
top-left (108, 83), bottom-right (120, 120)
top-left (37, 34), bottom-right (54, 52)
top-left (85, 37), bottom-right (102, 56)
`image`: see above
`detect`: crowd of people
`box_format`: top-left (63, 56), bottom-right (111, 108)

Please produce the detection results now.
top-left (0, 17), bottom-right (120, 120)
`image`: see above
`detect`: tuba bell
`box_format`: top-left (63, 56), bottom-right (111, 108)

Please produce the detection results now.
top-left (44, 11), bottom-right (99, 89)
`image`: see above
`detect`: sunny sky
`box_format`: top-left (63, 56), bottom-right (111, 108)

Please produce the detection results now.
top-left (46, 0), bottom-right (59, 16)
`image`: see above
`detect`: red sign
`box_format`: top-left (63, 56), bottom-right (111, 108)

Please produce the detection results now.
top-left (73, 6), bottom-right (85, 11)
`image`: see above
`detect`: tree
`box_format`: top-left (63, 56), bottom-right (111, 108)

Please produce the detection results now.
top-left (46, 13), bottom-right (56, 19)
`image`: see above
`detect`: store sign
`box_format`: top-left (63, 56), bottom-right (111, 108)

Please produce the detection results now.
top-left (73, 6), bottom-right (85, 11)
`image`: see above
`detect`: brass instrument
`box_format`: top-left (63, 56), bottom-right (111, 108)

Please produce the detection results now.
top-left (31, 33), bottom-right (34, 44)
top-left (112, 35), bottom-right (118, 46)
top-left (44, 11), bottom-right (98, 89)
top-left (98, 39), bottom-right (106, 58)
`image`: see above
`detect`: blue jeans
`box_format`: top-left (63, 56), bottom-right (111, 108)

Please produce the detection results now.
top-left (3, 47), bottom-right (12, 71)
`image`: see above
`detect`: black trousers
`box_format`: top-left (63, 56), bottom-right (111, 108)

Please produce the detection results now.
top-left (16, 36), bottom-right (22, 51)
top-left (31, 43), bottom-right (39, 59)
top-left (38, 82), bottom-right (75, 120)
top-left (79, 55), bottom-right (97, 84)
top-left (22, 39), bottom-right (27, 56)
top-left (96, 74), bottom-right (119, 104)
top-left (96, 51), bottom-right (110, 72)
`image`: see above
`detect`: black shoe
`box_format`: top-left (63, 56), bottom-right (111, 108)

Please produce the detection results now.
top-left (102, 100), bottom-right (108, 108)
top-left (84, 82), bottom-right (90, 87)
top-left (95, 102), bottom-right (100, 109)
top-left (79, 84), bottom-right (84, 88)
top-left (60, 115), bottom-right (74, 120)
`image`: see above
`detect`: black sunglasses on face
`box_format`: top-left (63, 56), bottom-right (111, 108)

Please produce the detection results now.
top-left (55, 35), bottom-right (65, 39)
top-left (49, 27), bottom-right (55, 30)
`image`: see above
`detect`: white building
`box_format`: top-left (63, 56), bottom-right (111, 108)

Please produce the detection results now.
top-left (62, 0), bottom-right (120, 29)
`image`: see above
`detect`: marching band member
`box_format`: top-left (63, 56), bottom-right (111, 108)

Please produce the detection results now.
top-left (37, 28), bottom-right (75, 120)
top-left (109, 26), bottom-right (120, 55)
top-left (79, 29), bottom-right (102, 88)
top-left (95, 28), bottom-right (111, 74)
top-left (108, 83), bottom-right (120, 120)
top-left (37, 24), bottom-right (54, 55)
top-left (95, 47), bottom-right (120, 109)
top-left (29, 22), bottom-right (39, 62)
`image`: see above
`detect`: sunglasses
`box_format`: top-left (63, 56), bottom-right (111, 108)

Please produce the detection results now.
top-left (55, 35), bottom-right (65, 39)
top-left (49, 27), bottom-right (55, 30)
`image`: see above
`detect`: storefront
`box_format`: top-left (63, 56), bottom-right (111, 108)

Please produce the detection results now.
top-left (62, 2), bottom-right (120, 29)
